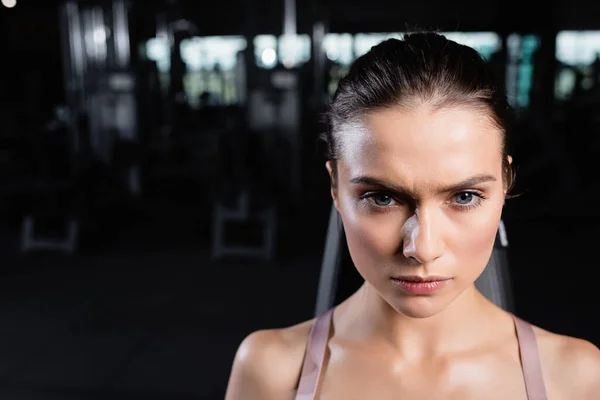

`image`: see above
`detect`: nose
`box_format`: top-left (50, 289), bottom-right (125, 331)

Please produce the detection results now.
top-left (401, 208), bottom-right (443, 264)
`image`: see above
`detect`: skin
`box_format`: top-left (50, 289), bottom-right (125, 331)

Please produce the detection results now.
top-left (225, 105), bottom-right (600, 399)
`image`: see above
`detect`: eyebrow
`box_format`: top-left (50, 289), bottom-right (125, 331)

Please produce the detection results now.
top-left (349, 174), bottom-right (497, 196)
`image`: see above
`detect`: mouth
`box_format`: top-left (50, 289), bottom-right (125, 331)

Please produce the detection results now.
top-left (390, 275), bottom-right (452, 295)
top-left (392, 275), bottom-right (451, 282)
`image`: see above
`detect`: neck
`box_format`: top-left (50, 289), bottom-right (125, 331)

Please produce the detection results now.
top-left (341, 283), bottom-right (502, 359)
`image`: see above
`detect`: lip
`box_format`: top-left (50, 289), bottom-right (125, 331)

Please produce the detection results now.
top-left (392, 275), bottom-right (450, 282)
top-left (391, 275), bottom-right (452, 295)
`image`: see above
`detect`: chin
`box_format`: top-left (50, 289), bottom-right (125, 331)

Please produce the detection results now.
top-left (390, 299), bottom-right (447, 319)
top-left (382, 289), bottom-right (461, 319)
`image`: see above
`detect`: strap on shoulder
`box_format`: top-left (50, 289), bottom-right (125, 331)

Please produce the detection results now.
top-left (513, 315), bottom-right (548, 400)
top-left (295, 308), bottom-right (334, 400)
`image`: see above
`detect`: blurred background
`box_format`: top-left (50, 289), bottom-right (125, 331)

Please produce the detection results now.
top-left (0, 0), bottom-right (599, 398)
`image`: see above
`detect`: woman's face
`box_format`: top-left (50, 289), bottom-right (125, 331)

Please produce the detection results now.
top-left (329, 105), bottom-right (508, 318)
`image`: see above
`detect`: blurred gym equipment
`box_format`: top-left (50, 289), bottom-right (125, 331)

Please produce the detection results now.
top-left (60, 0), bottom-right (138, 180)
top-left (211, 190), bottom-right (277, 262)
top-left (16, 0), bottom-right (140, 254)
top-left (211, 120), bottom-right (278, 262)
top-left (19, 108), bottom-right (81, 254)
top-left (315, 204), bottom-right (343, 315)
top-left (210, 0), bottom-right (305, 261)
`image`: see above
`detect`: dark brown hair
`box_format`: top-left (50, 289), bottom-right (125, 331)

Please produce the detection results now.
top-left (321, 32), bottom-right (515, 193)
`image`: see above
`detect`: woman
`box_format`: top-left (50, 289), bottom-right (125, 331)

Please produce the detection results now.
top-left (225, 32), bottom-right (600, 399)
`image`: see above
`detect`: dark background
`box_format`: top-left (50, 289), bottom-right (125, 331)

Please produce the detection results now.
top-left (0, 0), bottom-right (599, 398)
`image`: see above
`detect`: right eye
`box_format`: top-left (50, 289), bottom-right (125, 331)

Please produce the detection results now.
top-left (365, 193), bottom-right (397, 208)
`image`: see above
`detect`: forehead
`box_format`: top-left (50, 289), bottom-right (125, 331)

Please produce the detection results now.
top-left (338, 106), bottom-right (503, 186)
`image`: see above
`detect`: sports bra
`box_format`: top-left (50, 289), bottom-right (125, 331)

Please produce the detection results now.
top-left (295, 308), bottom-right (548, 400)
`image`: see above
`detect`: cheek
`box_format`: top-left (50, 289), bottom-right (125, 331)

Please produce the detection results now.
top-left (450, 202), bottom-right (503, 269)
top-left (338, 193), bottom-right (405, 266)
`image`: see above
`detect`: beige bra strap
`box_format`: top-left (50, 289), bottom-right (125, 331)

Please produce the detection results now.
top-left (294, 308), bottom-right (334, 400)
top-left (513, 315), bottom-right (548, 400)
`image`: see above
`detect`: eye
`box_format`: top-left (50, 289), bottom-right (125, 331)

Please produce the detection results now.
top-left (454, 192), bottom-right (475, 205)
top-left (372, 194), bottom-right (394, 207)
top-left (450, 191), bottom-right (487, 210)
top-left (360, 192), bottom-right (399, 210)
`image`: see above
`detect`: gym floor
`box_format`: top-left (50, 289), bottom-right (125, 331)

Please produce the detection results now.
top-left (0, 193), bottom-right (599, 400)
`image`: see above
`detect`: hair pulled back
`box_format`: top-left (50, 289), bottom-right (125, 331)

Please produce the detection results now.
top-left (321, 32), bottom-right (515, 192)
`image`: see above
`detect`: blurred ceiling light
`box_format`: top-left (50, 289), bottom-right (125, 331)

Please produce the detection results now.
top-left (261, 48), bottom-right (277, 67)
top-left (1, 0), bottom-right (16, 8)
top-left (93, 27), bottom-right (108, 44)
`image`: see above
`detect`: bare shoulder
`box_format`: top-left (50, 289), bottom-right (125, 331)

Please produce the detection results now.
top-left (225, 318), bottom-right (315, 400)
top-left (534, 325), bottom-right (600, 398)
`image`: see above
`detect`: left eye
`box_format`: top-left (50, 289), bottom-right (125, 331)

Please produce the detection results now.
top-left (454, 192), bottom-right (476, 205)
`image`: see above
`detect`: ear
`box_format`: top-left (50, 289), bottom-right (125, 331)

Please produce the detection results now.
top-left (503, 154), bottom-right (513, 198)
top-left (325, 161), bottom-right (339, 209)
